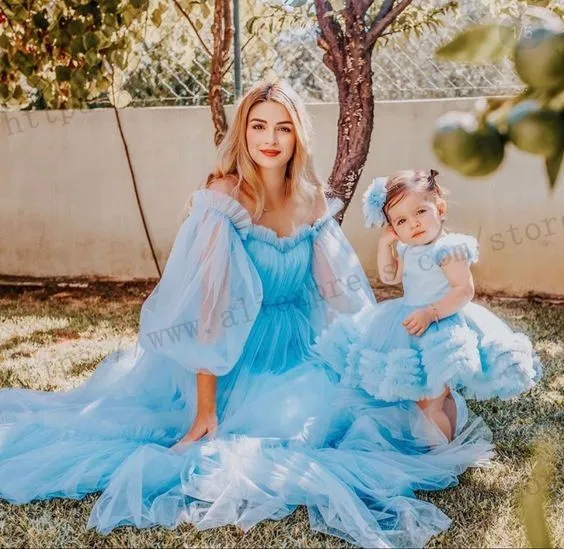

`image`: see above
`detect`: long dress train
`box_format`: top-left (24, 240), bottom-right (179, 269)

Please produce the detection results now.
top-left (0, 189), bottom-right (493, 548)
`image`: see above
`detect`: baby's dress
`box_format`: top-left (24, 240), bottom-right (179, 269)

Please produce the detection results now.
top-left (0, 193), bottom-right (494, 548)
top-left (314, 233), bottom-right (542, 403)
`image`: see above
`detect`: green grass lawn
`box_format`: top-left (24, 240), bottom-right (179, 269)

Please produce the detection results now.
top-left (0, 282), bottom-right (563, 548)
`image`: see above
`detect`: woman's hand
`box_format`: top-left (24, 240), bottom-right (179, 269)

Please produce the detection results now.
top-left (378, 223), bottom-right (399, 247)
top-left (403, 307), bottom-right (434, 337)
top-left (172, 410), bottom-right (218, 449)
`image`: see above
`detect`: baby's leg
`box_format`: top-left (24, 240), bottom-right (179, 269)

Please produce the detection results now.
top-left (442, 389), bottom-right (457, 435)
top-left (417, 387), bottom-right (453, 441)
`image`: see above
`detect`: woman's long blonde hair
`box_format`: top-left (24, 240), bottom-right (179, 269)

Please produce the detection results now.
top-left (185, 80), bottom-right (325, 220)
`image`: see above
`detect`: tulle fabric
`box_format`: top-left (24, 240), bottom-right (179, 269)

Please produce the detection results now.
top-left (314, 233), bottom-right (541, 403)
top-left (0, 191), bottom-right (493, 548)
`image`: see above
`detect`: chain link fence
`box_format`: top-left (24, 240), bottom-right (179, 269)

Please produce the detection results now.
top-left (97, 0), bottom-right (524, 108)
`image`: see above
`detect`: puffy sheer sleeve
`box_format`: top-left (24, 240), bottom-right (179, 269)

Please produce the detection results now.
top-left (306, 197), bottom-right (377, 333)
top-left (138, 189), bottom-right (263, 376)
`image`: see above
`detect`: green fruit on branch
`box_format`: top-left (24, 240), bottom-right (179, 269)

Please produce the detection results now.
top-left (514, 27), bottom-right (564, 91)
top-left (508, 100), bottom-right (564, 157)
top-left (433, 112), bottom-right (505, 177)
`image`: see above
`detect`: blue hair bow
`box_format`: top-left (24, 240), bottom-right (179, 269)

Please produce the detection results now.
top-left (362, 177), bottom-right (388, 228)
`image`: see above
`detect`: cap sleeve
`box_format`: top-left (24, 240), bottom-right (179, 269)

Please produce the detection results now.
top-left (396, 242), bottom-right (408, 259)
top-left (138, 191), bottom-right (262, 376)
top-left (308, 197), bottom-right (376, 330)
top-left (433, 233), bottom-right (479, 266)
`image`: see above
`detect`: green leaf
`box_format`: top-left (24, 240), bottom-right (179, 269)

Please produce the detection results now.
top-left (12, 84), bottom-right (23, 99)
top-left (13, 51), bottom-right (34, 77)
top-left (83, 32), bottom-right (101, 51)
top-left (246, 16), bottom-right (259, 34)
top-left (101, 0), bottom-right (119, 14)
top-left (548, 89), bottom-right (564, 110)
top-left (436, 25), bottom-right (516, 63)
top-left (28, 74), bottom-right (42, 88)
top-left (0, 83), bottom-right (9, 99)
top-left (71, 36), bottom-right (86, 55)
top-left (546, 148), bottom-right (563, 189)
top-left (68, 20), bottom-right (85, 36)
top-left (115, 50), bottom-right (128, 70)
top-left (55, 65), bottom-right (71, 81)
top-left (85, 50), bottom-right (99, 65)
top-left (0, 35), bottom-right (9, 50)
top-left (109, 89), bottom-right (132, 108)
top-left (123, 5), bottom-right (137, 26)
top-left (150, 8), bottom-right (162, 28)
top-left (32, 10), bottom-right (49, 31)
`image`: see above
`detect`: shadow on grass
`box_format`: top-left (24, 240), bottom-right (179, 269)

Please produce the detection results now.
top-left (0, 328), bottom-right (82, 355)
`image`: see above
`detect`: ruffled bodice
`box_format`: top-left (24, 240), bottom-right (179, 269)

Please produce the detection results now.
top-left (188, 189), bottom-right (376, 349)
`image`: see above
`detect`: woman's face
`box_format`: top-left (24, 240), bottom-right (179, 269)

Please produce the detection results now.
top-left (246, 101), bottom-right (296, 171)
top-left (387, 191), bottom-right (446, 246)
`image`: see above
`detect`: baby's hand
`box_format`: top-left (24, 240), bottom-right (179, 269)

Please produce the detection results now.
top-left (379, 224), bottom-right (398, 247)
top-left (403, 308), bottom-right (434, 337)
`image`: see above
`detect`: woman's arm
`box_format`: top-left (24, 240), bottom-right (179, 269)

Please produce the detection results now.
top-left (173, 177), bottom-right (245, 448)
top-left (173, 372), bottom-right (218, 447)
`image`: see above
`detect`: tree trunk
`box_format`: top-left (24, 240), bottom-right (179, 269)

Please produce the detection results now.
top-left (209, 0), bottom-right (232, 146)
top-left (330, 46), bottom-right (374, 223)
top-left (314, 0), bottom-right (414, 224)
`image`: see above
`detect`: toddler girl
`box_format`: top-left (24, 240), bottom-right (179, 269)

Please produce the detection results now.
top-left (314, 169), bottom-right (541, 440)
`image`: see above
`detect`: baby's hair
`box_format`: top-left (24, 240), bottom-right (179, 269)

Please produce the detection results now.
top-left (383, 169), bottom-right (448, 223)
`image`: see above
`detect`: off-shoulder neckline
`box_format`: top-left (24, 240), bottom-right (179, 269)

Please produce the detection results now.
top-left (195, 188), bottom-right (344, 242)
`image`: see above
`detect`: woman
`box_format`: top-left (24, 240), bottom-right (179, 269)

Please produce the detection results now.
top-left (0, 81), bottom-right (492, 548)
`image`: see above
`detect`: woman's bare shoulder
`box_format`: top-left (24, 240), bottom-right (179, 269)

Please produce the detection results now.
top-left (207, 174), bottom-right (239, 196)
top-left (207, 175), bottom-right (255, 217)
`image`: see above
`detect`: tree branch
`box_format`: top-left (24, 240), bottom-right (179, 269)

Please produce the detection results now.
top-left (172, 0), bottom-right (212, 57)
top-left (210, 0), bottom-right (230, 145)
top-left (374, 0), bottom-right (395, 23)
top-left (354, 0), bottom-right (375, 17)
top-left (367, 0), bottom-right (413, 48)
top-left (221, 35), bottom-right (253, 78)
top-left (222, 0), bottom-right (232, 61)
top-left (113, 105), bottom-right (162, 277)
top-left (313, 0), bottom-right (345, 73)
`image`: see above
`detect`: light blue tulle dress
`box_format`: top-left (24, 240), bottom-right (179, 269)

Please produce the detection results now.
top-left (0, 189), bottom-right (495, 548)
top-left (314, 233), bottom-right (542, 403)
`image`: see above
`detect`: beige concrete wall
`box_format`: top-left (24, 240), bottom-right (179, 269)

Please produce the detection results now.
top-left (1, 100), bottom-right (563, 296)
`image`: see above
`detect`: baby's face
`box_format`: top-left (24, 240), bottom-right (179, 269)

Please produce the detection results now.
top-left (387, 191), bottom-right (445, 246)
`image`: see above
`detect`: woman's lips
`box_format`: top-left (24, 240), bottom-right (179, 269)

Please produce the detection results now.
top-left (260, 150), bottom-right (281, 157)
top-left (412, 230), bottom-right (425, 237)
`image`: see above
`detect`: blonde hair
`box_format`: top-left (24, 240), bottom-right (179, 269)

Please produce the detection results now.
top-left (384, 169), bottom-right (448, 223)
top-left (183, 80), bottom-right (325, 220)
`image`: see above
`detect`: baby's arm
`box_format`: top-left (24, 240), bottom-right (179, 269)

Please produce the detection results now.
top-left (403, 258), bottom-right (474, 336)
top-left (431, 257), bottom-right (475, 318)
top-left (377, 226), bottom-right (403, 285)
